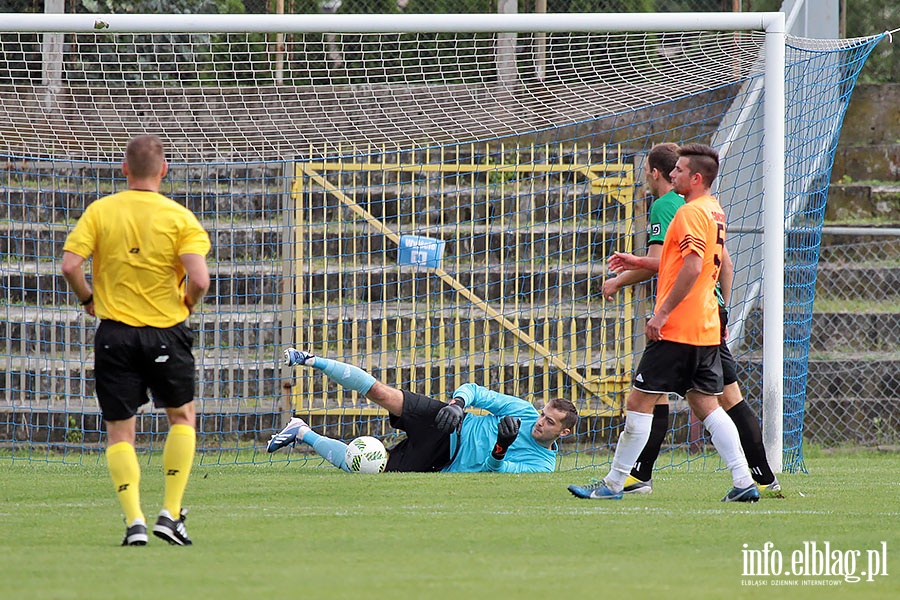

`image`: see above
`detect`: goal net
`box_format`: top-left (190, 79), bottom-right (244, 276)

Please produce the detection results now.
top-left (0, 13), bottom-right (883, 473)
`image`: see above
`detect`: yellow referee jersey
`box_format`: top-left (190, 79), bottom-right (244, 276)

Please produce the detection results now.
top-left (63, 190), bottom-right (211, 328)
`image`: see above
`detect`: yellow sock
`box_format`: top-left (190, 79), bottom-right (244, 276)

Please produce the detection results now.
top-left (106, 442), bottom-right (144, 524)
top-left (162, 424), bottom-right (196, 517)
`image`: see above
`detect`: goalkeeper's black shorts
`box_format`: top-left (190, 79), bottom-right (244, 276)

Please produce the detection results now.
top-left (384, 390), bottom-right (452, 473)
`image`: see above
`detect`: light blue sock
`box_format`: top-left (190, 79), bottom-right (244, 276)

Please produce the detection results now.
top-left (301, 430), bottom-right (350, 472)
top-left (312, 357), bottom-right (376, 396)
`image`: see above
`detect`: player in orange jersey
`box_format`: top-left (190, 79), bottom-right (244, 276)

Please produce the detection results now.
top-left (569, 144), bottom-right (758, 502)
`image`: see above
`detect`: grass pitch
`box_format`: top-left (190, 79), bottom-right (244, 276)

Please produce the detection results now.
top-left (2, 449), bottom-right (897, 599)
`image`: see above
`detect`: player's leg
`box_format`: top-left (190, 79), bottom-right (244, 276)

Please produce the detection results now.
top-left (718, 341), bottom-right (779, 491)
top-left (283, 348), bottom-right (402, 415)
top-left (94, 320), bottom-right (148, 546)
top-left (266, 415), bottom-right (351, 471)
top-left (626, 397), bottom-right (669, 493)
top-left (605, 388), bottom-right (659, 491)
top-left (302, 428), bottom-right (351, 471)
top-left (146, 323), bottom-right (197, 545)
top-left (721, 384), bottom-right (779, 490)
top-left (685, 344), bottom-right (757, 502)
top-left (157, 401), bottom-right (196, 545)
top-left (570, 341), bottom-right (682, 499)
top-left (610, 341), bottom-right (685, 492)
top-left (568, 386), bottom-right (659, 499)
top-left (689, 391), bottom-right (756, 502)
top-left (105, 417), bottom-right (147, 546)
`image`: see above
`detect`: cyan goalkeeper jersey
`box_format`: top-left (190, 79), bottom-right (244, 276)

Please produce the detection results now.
top-left (442, 383), bottom-right (558, 473)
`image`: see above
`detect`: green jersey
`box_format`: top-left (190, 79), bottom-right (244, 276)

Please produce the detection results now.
top-left (648, 190), bottom-right (684, 245)
top-left (648, 189), bottom-right (726, 307)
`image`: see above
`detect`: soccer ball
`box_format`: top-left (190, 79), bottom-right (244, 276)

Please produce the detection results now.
top-left (344, 436), bottom-right (388, 473)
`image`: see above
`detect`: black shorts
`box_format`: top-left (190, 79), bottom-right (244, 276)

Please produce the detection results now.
top-left (719, 306), bottom-right (737, 386)
top-left (633, 340), bottom-right (723, 397)
top-left (720, 340), bottom-right (737, 386)
top-left (384, 390), bottom-right (452, 473)
top-left (94, 320), bottom-right (196, 421)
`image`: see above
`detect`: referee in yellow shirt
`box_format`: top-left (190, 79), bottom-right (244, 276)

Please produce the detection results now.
top-left (61, 134), bottom-right (211, 546)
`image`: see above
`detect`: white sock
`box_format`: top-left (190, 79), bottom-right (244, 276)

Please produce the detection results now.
top-left (703, 407), bottom-right (754, 489)
top-left (606, 411), bottom-right (653, 492)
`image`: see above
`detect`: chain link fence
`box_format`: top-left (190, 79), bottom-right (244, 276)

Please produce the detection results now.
top-left (808, 232), bottom-right (900, 446)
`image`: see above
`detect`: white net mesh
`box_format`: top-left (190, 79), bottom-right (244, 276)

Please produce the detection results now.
top-left (0, 30), bottom-right (766, 160)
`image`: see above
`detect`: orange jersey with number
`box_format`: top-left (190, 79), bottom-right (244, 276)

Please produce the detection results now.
top-left (655, 195), bottom-right (726, 346)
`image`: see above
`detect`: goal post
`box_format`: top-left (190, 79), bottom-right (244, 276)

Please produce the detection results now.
top-left (762, 16), bottom-right (786, 475)
top-left (0, 11), bottom-right (883, 473)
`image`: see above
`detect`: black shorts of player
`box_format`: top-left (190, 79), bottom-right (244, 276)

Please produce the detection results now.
top-left (719, 306), bottom-right (737, 386)
top-left (633, 340), bottom-right (723, 397)
top-left (384, 390), bottom-right (452, 473)
top-left (94, 319), bottom-right (196, 422)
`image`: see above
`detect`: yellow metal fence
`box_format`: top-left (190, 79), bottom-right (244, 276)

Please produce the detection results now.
top-left (289, 143), bottom-right (636, 426)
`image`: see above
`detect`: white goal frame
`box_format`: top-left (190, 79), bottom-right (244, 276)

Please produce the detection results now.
top-left (0, 11), bottom-right (787, 472)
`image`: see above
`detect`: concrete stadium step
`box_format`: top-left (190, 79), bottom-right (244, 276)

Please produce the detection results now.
top-left (813, 264), bottom-right (900, 300)
top-left (742, 311), bottom-right (900, 353)
top-left (0, 187), bottom-right (287, 222)
top-left (636, 357), bottom-right (897, 404)
top-left (1, 304), bottom-right (629, 353)
top-left (818, 227), bottom-right (900, 262)
top-left (4, 354), bottom-right (896, 419)
top-left (831, 145), bottom-right (900, 185)
top-left (0, 354), bottom-right (627, 410)
top-left (0, 356), bottom-right (283, 406)
top-left (804, 397), bottom-right (900, 447)
top-left (826, 184), bottom-right (900, 222)
top-left (0, 407), bottom-right (286, 446)
top-left (5, 304), bottom-right (894, 355)
top-left (832, 84), bottom-right (900, 184)
top-left (4, 260), bottom-right (894, 306)
top-left (0, 221), bottom-right (624, 263)
top-left (0, 180), bottom-right (616, 223)
top-left (803, 356), bottom-right (900, 400)
top-left (6, 221), bottom-right (898, 266)
top-left (806, 314), bottom-right (900, 353)
top-left (2, 220), bottom-right (285, 262)
top-left (4, 262), bottom-right (617, 305)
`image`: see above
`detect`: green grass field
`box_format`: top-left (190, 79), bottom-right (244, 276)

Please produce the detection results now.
top-left (2, 449), bottom-right (897, 599)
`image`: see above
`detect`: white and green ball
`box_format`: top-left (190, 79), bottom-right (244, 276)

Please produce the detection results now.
top-left (345, 436), bottom-right (388, 473)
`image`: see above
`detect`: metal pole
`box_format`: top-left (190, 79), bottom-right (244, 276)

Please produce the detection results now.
top-left (762, 12), bottom-right (786, 474)
top-left (41, 0), bottom-right (64, 110)
top-left (0, 12), bottom-right (784, 34)
top-left (497, 0), bottom-right (518, 85)
top-left (535, 0), bottom-right (547, 81)
top-left (275, 0), bottom-right (285, 85)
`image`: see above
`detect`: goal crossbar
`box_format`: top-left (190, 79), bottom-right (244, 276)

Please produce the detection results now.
top-left (0, 12), bottom-right (786, 34)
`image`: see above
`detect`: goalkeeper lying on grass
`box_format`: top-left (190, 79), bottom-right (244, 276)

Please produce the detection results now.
top-left (268, 348), bottom-right (578, 473)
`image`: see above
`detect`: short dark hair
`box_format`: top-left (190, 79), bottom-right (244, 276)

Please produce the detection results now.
top-left (647, 143), bottom-right (680, 183)
top-left (677, 143), bottom-right (719, 186)
top-left (547, 397), bottom-right (578, 431)
top-left (125, 134), bottom-right (166, 178)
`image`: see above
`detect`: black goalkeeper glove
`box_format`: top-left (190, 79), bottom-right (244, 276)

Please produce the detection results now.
top-left (492, 416), bottom-right (521, 460)
top-left (434, 398), bottom-right (466, 433)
